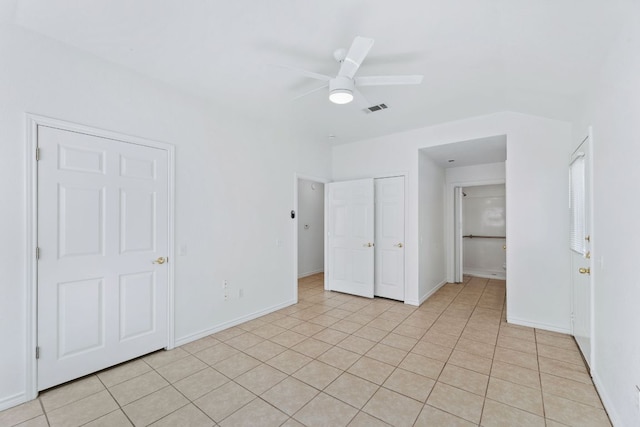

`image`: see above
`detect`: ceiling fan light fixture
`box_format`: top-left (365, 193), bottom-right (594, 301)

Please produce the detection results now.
top-left (329, 88), bottom-right (353, 104)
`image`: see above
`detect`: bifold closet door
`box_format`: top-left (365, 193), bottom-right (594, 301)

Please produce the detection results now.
top-left (374, 176), bottom-right (405, 301)
top-left (326, 179), bottom-right (375, 298)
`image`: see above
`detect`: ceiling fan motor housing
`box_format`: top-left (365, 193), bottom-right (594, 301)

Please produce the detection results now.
top-left (329, 76), bottom-right (355, 104)
top-left (330, 76), bottom-right (355, 92)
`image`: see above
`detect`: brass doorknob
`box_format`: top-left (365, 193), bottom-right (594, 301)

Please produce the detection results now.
top-left (578, 267), bottom-right (590, 275)
top-left (363, 243), bottom-right (373, 247)
top-left (153, 257), bottom-right (167, 264)
top-left (394, 243), bottom-right (403, 248)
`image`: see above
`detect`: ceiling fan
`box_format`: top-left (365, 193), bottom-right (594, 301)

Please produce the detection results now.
top-left (283, 36), bottom-right (423, 106)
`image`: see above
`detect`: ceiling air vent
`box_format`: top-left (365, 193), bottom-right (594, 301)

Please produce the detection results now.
top-left (364, 103), bottom-right (388, 113)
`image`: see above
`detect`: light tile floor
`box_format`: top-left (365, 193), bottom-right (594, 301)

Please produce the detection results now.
top-left (0, 274), bottom-right (612, 426)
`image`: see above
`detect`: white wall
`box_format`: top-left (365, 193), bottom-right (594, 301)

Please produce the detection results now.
top-left (297, 179), bottom-right (324, 277)
top-left (462, 185), bottom-right (506, 279)
top-left (332, 112), bottom-right (571, 331)
top-left (0, 23), bottom-right (331, 410)
top-left (444, 162), bottom-right (506, 281)
top-left (417, 151), bottom-right (447, 303)
top-left (573, 4), bottom-right (640, 425)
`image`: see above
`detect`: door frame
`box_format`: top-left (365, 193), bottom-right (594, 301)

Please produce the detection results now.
top-left (24, 113), bottom-right (176, 400)
top-left (292, 173), bottom-right (330, 301)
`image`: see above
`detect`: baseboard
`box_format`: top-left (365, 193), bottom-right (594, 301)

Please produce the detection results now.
top-left (174, 299), bottom-right (297, 347)
top-left (464, 270), bottom-right (506, 280)
top-left (591, 370), bottom-right (622, 427)
top-left (406, 279), bottom-right (448, 306)
top-left (506, 316), bottom-right (571, 335)
top-left (0, 392), bottom-right (27, 412)
top-left (298, 269), bottom-right (324, 279)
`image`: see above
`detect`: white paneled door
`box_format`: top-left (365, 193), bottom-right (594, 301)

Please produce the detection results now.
top-left (570, 131), bottom-right (592, 368)
top-left (374, 177), bottom-right (405, 301)
top-left (37, 125), bottom-right (169, 390)
top-left (327, 179), bottom-right (375, 298)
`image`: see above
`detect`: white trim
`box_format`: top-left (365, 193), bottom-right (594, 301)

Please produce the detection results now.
top-left (586, 126), bottom-right (595, 372)
top-left (591, 370), bottom-right (620, 427)
top-left (24, 113), bottom-right (176, 401)
top-left (25, 115), bottom-right (38, 402)
top-left (407, 279), bottom-right (448, 306)
top-left (174, 299), bottom-right (296, 347)
top-left (298, 269), bottom-right (324, 279)
top-left (0, 392), bottom-right (29, 412)
top-left (507, 316), bottom-right (571, 334)
top-left (570, 151), bottom-right (585, 165)
top-left (463, 271), bottom-right (506, 280)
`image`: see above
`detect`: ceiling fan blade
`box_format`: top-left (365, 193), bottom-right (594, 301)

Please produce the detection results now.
top-left (355, 75), bottom-right (424, 86)
top-left (276, 64), bottom-right (332, 81)
top-left (338, 36), bottom-right (374, 79)
top-left (353, 88), bottom-right (372, 109)
top-left (292, 83), bottom-right (329, 101)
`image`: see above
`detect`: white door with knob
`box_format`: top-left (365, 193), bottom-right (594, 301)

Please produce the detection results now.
top-left (326, 179), bottom-right (375, 298)
top-left (37, 125), bottom-right (170, 390)
top-left (374, 177), bottom-right (405, 300)
top-left (570, 130), bottom-right (592, 368)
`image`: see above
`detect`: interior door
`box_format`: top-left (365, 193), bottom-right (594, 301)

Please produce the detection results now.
top-left (374, 177), bottom-right (405, 300)
top-left (326, 179), bottom-right (374, 298)
top-left (37, 125), bottom-right (169, 390)
top-left (570, 131), bottom-right (592, 368)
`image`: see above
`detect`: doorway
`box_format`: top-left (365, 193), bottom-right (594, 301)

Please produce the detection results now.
top-left (293, 174), bottom-right (329, 301)
top-left (297, 178), bottom-right (325, 279)
top-left (455, 184), bottom-right (506, 280)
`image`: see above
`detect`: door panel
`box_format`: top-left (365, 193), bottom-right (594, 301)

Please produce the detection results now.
top-left (58, 278), bottom-right (105, 358)
top-left (59, 185), bottom-right (105, 257)
top-left (119, 272), bottom-right (156, 341)
top-left (374, 177), bottom-right (405, 301)
top-left (570, 131), bottom-right (592, 368)
top-left (120, 189), bottom-right (156, 253)
top-left (327, 179), bottom-right (374, 298)
top-left (37, 125), bottom-right (169, 390)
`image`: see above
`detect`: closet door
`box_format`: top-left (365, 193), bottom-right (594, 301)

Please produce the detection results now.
top-left (374, 176), bottom-right (405, 301)
top-left (326, 179), bottom-right (374, 298)
top-left (37, 125), bottom-right (170, 390)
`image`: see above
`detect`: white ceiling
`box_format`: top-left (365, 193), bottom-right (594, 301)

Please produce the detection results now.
top-left (422, 135), bottom-right (506, 168)
top-left (8, 0), bottom-right (629, 144)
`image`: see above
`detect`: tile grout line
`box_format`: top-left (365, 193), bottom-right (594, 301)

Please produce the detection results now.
top-left (37, 396), bottom-right (51, 427)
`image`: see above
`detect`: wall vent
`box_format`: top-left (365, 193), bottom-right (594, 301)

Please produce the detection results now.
top-left (364, 103), bottom-right (388, 113)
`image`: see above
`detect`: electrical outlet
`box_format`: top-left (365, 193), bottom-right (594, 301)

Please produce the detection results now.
top-left (239, 288), bottom-right (244, 298)
top-left (223, 280), bottom-right (228, 300)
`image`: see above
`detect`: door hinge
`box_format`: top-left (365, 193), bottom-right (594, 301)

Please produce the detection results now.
top-left (36, 247), bottom-right (40, 260)
top-left (36, 346), bottom-right (40, 359)
top-left (35, 147), bottom-right (40, 161)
